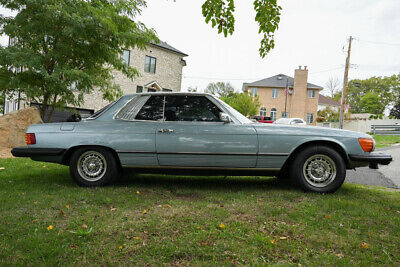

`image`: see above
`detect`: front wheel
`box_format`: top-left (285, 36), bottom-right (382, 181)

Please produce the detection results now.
top-left (290, 146), bottom-right (346, 193)
top-left (69, 147), bottom-right (120, 187)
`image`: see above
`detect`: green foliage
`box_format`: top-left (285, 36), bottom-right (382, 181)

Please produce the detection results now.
top-left (202, 0), bottom-right (281, 58)
top-left (359, 92), bottom-right (384, 114)
top-left (334, 74), bottom-right (400, 115)
top-left (221, 93), bottom-right (260, 117)
top-left (390, 101), bottom-right (400, 119)
top-left (317, 107), bottom-right (339, 123)
top-left (204, 82), bottom-right (235, 98)
top-left (0, 0), bottom-right (157, 121)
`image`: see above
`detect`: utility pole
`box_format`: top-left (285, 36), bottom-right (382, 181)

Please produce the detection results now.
top-left (339, 36), bottom-right (353, 129)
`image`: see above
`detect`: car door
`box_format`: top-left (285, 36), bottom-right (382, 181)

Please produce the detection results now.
top-left (112, 95), bottom-right (164, 167)
top-left (156, 95), bottom-right (258, 168)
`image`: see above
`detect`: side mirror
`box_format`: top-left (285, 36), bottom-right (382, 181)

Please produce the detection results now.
top-left (219, 112), bottom-right (231, 123)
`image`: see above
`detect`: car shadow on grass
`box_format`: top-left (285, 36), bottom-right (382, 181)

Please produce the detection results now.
top-left (115, 172), bottom-right (297, 192)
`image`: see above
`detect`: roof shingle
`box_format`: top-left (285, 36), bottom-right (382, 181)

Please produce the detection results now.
top-left (242, 74), bottom-right (323, 90)
top-left (318, 94), bottom-right (340, 106)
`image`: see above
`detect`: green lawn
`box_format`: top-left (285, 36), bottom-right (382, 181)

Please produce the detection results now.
top-left (374, 135), bottom-right (400, 148)
top-left (1, 158), bottom-right (400, 265)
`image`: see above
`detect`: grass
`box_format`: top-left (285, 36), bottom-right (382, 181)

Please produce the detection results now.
top-left (373, 135), bottom-right (400, 148)
top-left (1, 158), bottom-right (400, 265)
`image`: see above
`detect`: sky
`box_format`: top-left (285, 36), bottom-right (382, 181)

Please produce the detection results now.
top-left (1, 0), bottom-right (400, 96)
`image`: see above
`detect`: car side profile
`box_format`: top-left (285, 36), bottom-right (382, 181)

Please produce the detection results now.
top-left (12, 93), bottom-right (392, 193)
top-left (250, 115), bottom-right (274, 123)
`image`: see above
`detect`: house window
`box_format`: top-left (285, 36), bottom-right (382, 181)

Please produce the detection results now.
top-left (281, 112), bottom-right (288, 118)
top-left (162, 88), bottom-right (172, 92)
top-left (308, 89), bottom-right (316, 98)
top-left (307, 113), bottom-right (314, 123)
top-left (250, 87), bottom-right (257, 97)
top-left (270, 108), bottom-right (277, 121)
top-left (147, 88), bottom-right (157, 92)
top-left (260, 107), bottom-right (267, 116)
top-left (136, 86), bottom-right (143, 93)
top-left (145, 56), bottom-right (156, 73)
top-left (272, 88), bottom-right (279, 98)
top-left (121, 49), bottom-right (130, 66)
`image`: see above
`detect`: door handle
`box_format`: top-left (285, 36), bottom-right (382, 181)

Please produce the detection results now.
top-left (158, 129), bottom-right (174, 133)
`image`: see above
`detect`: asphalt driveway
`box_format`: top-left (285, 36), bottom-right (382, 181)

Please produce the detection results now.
top-left (345, 144), bottom-right (399, 189)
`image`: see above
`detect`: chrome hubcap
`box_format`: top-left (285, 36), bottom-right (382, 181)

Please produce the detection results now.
top-left (303, 154), bottom-right (336, 187)
top-left (77, 151), bottom-right (107, 182)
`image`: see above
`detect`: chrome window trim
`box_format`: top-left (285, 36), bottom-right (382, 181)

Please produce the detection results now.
top-left (114, 94), bottom-right (238, 125)
top-left (86, 100), bottom-right (118, 120)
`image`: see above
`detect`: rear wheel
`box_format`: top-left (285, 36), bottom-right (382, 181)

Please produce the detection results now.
top-left (290, 146), bottom-right (346, 193)
top-left (69, 147), bottom-right (120, 187)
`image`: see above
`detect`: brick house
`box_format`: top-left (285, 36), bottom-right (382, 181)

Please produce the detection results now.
top-left (242, 66), bottom-right (323, 125)
top-left (318, 94), bottom-right (340, 112)
top-left (3, 40), bottom-right (187, 121)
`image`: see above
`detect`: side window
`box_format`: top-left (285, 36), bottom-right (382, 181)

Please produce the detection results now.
top-left (164, 96), bottom-right (222, 122)
top-left (135, 96), bottom-right (164, 121)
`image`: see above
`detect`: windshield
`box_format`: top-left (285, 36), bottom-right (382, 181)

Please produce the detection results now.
top-left (214, 98), bottom-right (252, 124)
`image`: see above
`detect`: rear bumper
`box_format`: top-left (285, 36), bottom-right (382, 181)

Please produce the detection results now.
top-left (11, 147), bottom-right (66, 158)
top-left (349, 152), bottom-right (392, 165)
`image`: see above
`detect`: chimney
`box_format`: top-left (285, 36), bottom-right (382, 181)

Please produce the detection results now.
top-left (291, 66), bottom-right (309, 119)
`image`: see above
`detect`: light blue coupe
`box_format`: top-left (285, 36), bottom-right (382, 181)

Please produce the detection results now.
top-left (12, 93), bottom-right (392, 193)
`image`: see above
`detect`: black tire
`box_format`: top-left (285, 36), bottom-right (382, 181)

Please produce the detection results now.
top-left (276, 169), bottom-right (291, 181)
top-left (69, 147), bottom-right (120, 187)
top-left (290, 146), bottom-right (346, 193)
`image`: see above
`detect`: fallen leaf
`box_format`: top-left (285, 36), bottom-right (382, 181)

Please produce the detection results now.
top-left (70, 244), bottom-right (77, 250)
top-left (270, 239), bottom-right (277, 245)
top-left (81, 224), bottom-right (87, 229)
top-left (335, 253), bottom-right (344, 258)
top-left (0, 167), bottom-right (5, 170)
top-left (142, 210), bottom-right (147, 214)
top-left (397, 210), bottom-right (400, 214)
top-left (200, 242), bottom-right (208, 246)
top-left (34, 201), bottom-right (38, 205)
top-left (66, 205), bottom-right (70, 209)
top-left (361, 242), bottom-right (369, 249)
top-left (47, 225), bottom-right (53, 231)
top-left (143, 231), bottom-right (148, 234)
top-left (163, 204), bottom-right (171, 209)
top-left (59, 210), bottom-right (64, 216)
top-left (110, 206), bottom-right (116, 212)
top-left (387, 207), bottom-right (391, 211)
top-left (279, 236), bottom-right (287, 240)
top-left (134, 236), bottom-right (140, 240)
top-left (220, 205), bottom-right (224, 207)
top-left (32, 219), bottom-right (37, 223)
top-left (325, 215), bottom-right (331, 219)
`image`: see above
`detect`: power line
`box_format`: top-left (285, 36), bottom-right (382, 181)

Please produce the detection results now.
top-left (357, 39), bottom-right (400, 46)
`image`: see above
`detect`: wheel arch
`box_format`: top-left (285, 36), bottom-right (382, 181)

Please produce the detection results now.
top-left (62, 145), bottom-right (122, 168)
top-left (281, 140), bottom-right (350, 171)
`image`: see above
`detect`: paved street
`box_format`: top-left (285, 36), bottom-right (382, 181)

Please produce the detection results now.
top-left (345, 145), bottom-right (400, 189)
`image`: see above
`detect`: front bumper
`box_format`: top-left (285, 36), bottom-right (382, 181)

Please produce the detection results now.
top-left (349, 152), bottom-right (392, 166)
top-left (11, 147), bottom-right (66, 157)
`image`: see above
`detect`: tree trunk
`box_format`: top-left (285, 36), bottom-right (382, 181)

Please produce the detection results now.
top-left (46, 95), bottom-right (58, 123)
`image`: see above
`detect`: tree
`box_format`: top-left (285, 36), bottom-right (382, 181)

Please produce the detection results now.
top-left (205, 82), bottom-right (235, 98)
top-left (390, 102), bottom-right (400, 119)
top-left (202, 0), bottom-right (281, 57)
top-left (334, 75), bottom-right (400, 114)
top-left (325, 76), bottom-right (341, 98)
top-left (359, 92), bottom-right (384, 114)
top-left (0, 0), bottom-right (157, 121)
top-left (221, 93), bottom-right (260, 117)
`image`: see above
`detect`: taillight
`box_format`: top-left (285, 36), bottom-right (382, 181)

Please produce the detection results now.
top-left (358, 138), bottom-right (374, 152)
top-left (25, 133), bottom-right (36, 145)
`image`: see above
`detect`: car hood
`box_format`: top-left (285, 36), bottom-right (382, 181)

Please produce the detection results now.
top-left (251, 123), bottom-right (371, 138)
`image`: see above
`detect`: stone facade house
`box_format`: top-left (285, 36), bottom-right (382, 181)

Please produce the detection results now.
top-left (2, 40), bottom-right (187, 121)
top-left (242, 66), bottom-right (323, 125)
